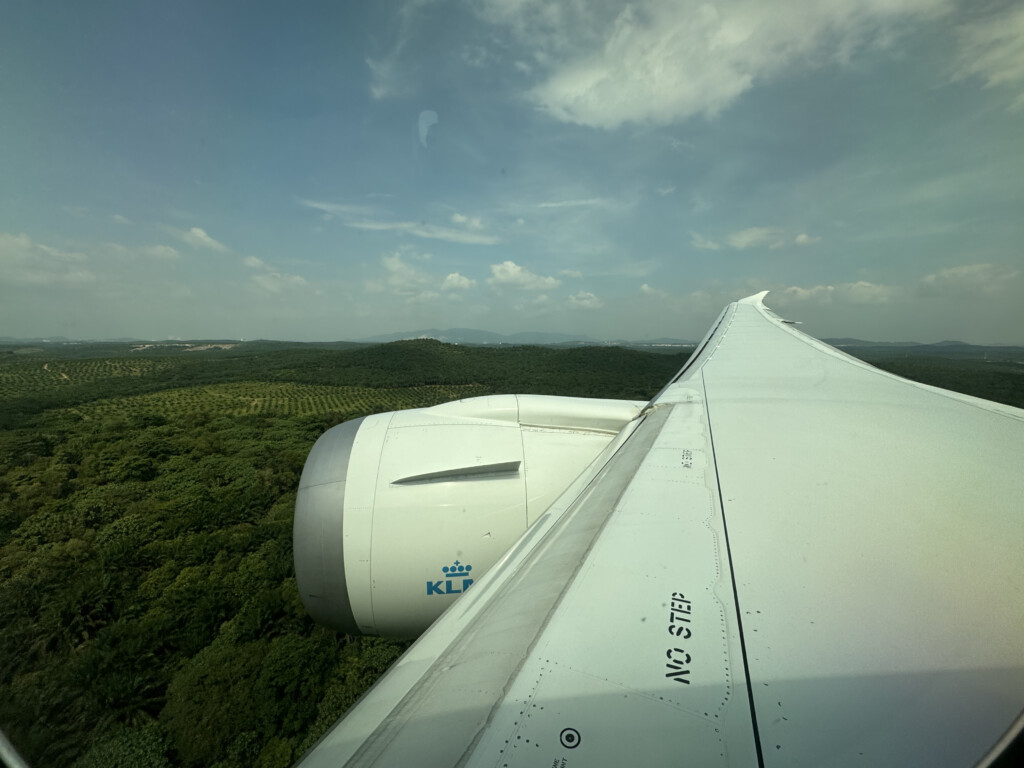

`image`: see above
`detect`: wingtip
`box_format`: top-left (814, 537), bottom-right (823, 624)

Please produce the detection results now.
top-left (739, 290), bottom-right (770, 306)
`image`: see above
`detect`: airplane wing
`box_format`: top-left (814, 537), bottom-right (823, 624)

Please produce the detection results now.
top-left (296, 292), bottom-right (1024, 767)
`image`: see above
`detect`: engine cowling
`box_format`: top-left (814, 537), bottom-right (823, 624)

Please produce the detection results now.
top-left (294, 394), bottom-right (644, 637)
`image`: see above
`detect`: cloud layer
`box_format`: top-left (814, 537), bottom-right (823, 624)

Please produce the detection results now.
top-left (486, 261), bottom-right (562, 290)
top-left (301, 200), bottom-right (499, 245)
top-left (952, 4), bottom-right (1024, 109)
top-left (175, 227), bottom-right (229, 253)
top-left (0, 233), bottom-right (94, 285)
top-left (477, 0), bottom-right (950, 129)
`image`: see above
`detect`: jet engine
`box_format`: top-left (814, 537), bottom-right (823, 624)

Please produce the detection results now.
top-left (294, 394), bottom-right (644, 637)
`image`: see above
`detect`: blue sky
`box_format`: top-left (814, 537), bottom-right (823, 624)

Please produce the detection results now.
top-left (1, 0), bottom-right (1022, 343)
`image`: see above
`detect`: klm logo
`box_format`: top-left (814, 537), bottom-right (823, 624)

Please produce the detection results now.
top-left (427, 560), bottom-right (474, 596)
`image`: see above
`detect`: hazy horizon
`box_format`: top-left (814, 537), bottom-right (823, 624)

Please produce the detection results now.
top-left (6, 324), bottom-right (1019, 348)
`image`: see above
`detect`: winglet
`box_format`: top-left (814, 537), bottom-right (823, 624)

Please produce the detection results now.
top-left (738, 290), bottom-right (770, 306)
top-left (741, 290), bottom-right (801, 324)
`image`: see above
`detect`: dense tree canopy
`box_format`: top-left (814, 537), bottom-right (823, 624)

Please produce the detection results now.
top-left (0, 339), bottom-right (1020, 766)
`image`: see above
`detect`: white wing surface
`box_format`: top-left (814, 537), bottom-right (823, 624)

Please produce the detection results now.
top-left (297, 292), bottom-right (1024, 767)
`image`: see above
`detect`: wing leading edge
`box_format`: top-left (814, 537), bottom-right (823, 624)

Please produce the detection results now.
top-left (297, 292), bottom-right (1024, 768)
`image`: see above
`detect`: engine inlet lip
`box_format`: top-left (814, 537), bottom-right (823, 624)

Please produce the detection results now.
top-left (294, 417), bottom-right (365, 634)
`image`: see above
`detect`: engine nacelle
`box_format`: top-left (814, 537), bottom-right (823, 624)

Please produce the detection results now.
top-left (294, 394), bottom-right (644, 637)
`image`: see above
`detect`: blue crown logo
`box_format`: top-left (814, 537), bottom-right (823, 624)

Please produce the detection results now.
top-left (427, 559), bottom-right (476, 596)
top-left (442, 560), bottom-right (472, 576)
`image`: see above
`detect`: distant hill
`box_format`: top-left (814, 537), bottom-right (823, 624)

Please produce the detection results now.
top-left (0, 335), bottom-right (149, 343)
top-left (357, 328), bottom-right (695, 346)
top-left (358, 328), bottom-right (599, 345)
top-left (822, 338), bottom-right (924, 347)
top-left (822, 338), bottom-right (980, 348)
top-left (0, 335), bottom-right (73, 343)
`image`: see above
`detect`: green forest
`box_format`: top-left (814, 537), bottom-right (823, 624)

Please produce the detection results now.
top-left (1, 339), bottom-right (1022, 767)
top-left (0, 340), bottom-right (685, 768)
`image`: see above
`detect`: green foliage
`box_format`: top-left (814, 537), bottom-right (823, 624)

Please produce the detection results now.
top-left (72, 724), bottom-right (171, 768)
top-left (0, 339), bottom-right (680, 767)
top-left (1, 337), bottom-right (1018, 768)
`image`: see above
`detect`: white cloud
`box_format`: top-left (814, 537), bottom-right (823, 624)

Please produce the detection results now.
top-left (300, 199), bottom-right (499, 245)
top-left (361, 220), bottom-right (500, 245)
top-left (0, 233), bottom-right (95, 285)
top-left (99, 242), bottom-right (179, 261)
top-left (567, 290), bottom-right (604, 309)
top-left (142, 245), bottom-right (180, 259)
top-left (919, 263), bottom-right (1020, 297)
top-left (462, 44), bottom-right (496, 68)
top-left (380, 252), bottom-right (433, 294)
top-left (481, 0), bottom-right (950, 130)
top-left (406, 290), bottom-right (441, 304)
top-left (298, 199), bottom-right (378, 219)
top-left (487, 260), bottom-right (562, 290)
top-left (418, 110), bottom-right (439, 146)
top-left (237, 250), bottom-right (311, 295)
top-left (537, 197), bottom-right (610, 209)
top-left (111, 214), bottom-right (132, 225)
top-left (174, 226), bottom-right (229, 253)
top-left (781, 281), bottom-right (899, 305)
top-left (559, 268), bottom-right (583, 279)
top-left (952, 4), bottom-right (1024, 110)
top-left (366, 253), bottom-right (479, 301)
top-left (442, 272), bottom-right (476, 291)
top-left (640, 283), bottom-right (668, 298)
top-left (728, 227), bottom-right (783, 250)
top-left (839, 281), bottom-right (900, 304)
top-left (515, 293), bottom-right (553, 312)
top-left (251, 272), bottom-right (309, 294)
top-left (782, 284), bottom-right (835, 303)
top-left (794, 233), bottom-right (821, 246)
top-left (451, 212), bottom-right (484, 230)
top-left (367, 56), bottom-right (404, 100)
top-left (690, 231), bottom-right (721, 251)
top-left (367, 1), bottom-right (444, 99)
top-left (657, 185), bottom-right (676, 197)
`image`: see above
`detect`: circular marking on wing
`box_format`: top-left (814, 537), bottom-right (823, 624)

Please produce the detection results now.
top-left (559, 728), bottom-right (581, 749)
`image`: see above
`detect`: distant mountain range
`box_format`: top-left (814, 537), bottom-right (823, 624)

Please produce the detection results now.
top-left (358, 329), bottom-right (1006, 348)
top-left (821, 338), bottom-right (973, 347)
